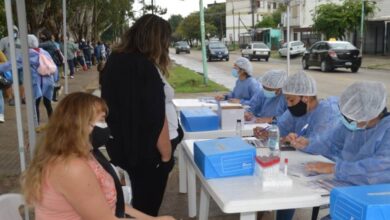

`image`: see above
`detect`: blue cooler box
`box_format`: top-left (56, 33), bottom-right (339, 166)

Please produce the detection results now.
top-left (194, 137), bottom-right (256, 179)
top-left (330, 184), bottom-right (390, 220)
top-left (180, 108), bottom-right (219, 132)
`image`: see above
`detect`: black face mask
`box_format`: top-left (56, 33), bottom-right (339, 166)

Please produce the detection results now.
top-left (288, 99), bottom-right (307, 117)
top-left (91, 122), bottom-right (111, 149)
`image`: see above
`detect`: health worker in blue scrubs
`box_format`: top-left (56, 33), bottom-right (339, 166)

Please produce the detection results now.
top-left (215, 57), bottom-right (261, 105)
top-left (245, 69), bottom-right (288, 124)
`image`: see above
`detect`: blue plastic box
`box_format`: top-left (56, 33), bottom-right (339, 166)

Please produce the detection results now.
top-left (330, 184), bottom-right (390, 220)
top-left (194, 137), bottom-right (256, 179)
top-left (180, 108), bottom-right (219, 132)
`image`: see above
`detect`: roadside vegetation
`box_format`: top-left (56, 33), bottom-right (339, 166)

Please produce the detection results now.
top-left (168, 65), bottom-right (228, 93)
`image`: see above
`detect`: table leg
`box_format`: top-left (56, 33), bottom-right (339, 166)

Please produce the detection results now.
top-left (187, 159), bottom-right (197, 217)
top-left (178, 143), bottom-right (187, 193)
top-left (198, 186), bottom-right (210, 220)
top-left (240, 212), bottom-right (257, 220)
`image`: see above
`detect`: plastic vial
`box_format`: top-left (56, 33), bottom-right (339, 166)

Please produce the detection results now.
top-left (267, 124), bottom-right (280, 157)
top-left (235, 119), bottom-right (242, 137)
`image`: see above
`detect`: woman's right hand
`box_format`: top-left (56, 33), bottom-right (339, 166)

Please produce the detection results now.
top-left (244, 112), bottom-right (253, 121)
top-left (215, 95), bottom-right (224, 101)
top-left (253, 127), bottom-right (269, 140)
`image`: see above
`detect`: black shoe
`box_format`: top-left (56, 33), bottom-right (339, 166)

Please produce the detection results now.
top-left (22, 98), bottom-right (26, 104)
top-left (8, 98), bottom-right (15, 106)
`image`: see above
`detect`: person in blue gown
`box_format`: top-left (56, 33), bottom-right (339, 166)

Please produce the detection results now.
top-left (215, 57), bottom-right (261, 105)
top-left (245, 69), bottom-right (288, 124)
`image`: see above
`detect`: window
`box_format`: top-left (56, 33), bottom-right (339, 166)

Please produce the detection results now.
top-left (273, 3), bottom-right (277, 9)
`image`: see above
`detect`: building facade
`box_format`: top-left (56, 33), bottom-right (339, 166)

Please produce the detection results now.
top-left (225, 0), bottom-right (279, 46)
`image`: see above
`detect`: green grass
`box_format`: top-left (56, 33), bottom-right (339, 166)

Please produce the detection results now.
top-left (168, 65), bottom-right (229, 93)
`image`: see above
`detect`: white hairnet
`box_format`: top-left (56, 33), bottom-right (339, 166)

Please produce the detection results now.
top-left (13, 25), bottom-right (18, 32)
top-left (27, 34), bottom-right (39, 48)
top-left (340, 81), bottom-right (387, 121)
top-left (283, 71), bottom-right (317, 96)
top-left (261, 69), bottom-right (287, 89)
top-left (235, 57), bottom-right (253, 76)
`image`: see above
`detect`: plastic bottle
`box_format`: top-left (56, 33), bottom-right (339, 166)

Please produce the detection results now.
top-left (267, 124), bottom-right (280, 157)
top-left (235, 119), bottom-right (242, 137)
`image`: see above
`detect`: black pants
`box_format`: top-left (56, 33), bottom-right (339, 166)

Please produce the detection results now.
top-left (36, 97), bottom-right (52, 123)
top-left (128, 124), bottom-right (183, 216)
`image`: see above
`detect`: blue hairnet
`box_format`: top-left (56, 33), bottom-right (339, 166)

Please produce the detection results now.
top-left (340, 81), bottom-right (387, 121)
top-left (235, 57), bottom-right (253, 76)
top-left (282, 71), bottom-right (317, 96)
top-left (261, 69), bottom-right (287, 89)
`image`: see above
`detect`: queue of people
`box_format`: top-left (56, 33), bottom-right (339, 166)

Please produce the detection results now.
top-left (1, 13), bottom-right (387, 220)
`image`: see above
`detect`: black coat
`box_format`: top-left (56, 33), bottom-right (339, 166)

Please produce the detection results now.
top-left (101, 52), bottom-right (165, 168)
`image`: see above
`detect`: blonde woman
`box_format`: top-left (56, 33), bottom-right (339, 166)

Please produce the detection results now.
top-left (22, 92), bottom-right (174, 220)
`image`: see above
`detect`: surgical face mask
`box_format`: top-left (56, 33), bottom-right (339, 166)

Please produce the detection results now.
top-left (288, 99), bottom-right (307, 117)
top-left (340, 115), bottom-right (363, 131)
top-left (91, 122), bottom-right (111, 149)
top-left (13, 32), bottom-right (18, 39)
top-left (263, 89), bottom-right (277, 98)
top-left (231, 68), bottom-right (239, 78)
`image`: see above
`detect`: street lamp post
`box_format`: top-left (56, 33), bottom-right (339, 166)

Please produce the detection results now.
top-left (360, 0), bottom-right (365, 54)
top-left (199, 0), bottom-right (208, 85)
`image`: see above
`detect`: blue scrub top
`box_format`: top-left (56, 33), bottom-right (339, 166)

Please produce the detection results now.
top-left (226, 76), bottom-right (261, 105)
top-left (277, 96), bottom-right (340, 146)
top-left (247, 91), bottom-right (287, 119)
top-left (312, 115), bottom-right (390, 185)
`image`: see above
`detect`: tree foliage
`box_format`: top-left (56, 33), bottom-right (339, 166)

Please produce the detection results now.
top-left (0, 0), bottom-right (133, 42)
top-left (312, 0), bottom-right (376, 39)
top-left (176, 12), bottom-right (217, 46)
top-left (168, 15), bottom-right (183, 33)
top-left (204, 3), bottom-right (226, 40)
top-left (138, 0), bottom-right (167, 16)
top-left (255, 4), bottom-right (285, 28)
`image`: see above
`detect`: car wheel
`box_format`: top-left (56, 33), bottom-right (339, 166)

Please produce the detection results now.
top-left (302, 58), bottom-right (309, 70)
top-left (226, 58), bottom-right (229, 61)
top-left (176, 51), bottom-right (179, 54)
top-left (257, 58), bottom-right (260, 61)
top-left (351, 66), bottom-right (359, 73)
top-left (187, 51), bottom-right (190, 54)
top-left (279, 52), bottom-right (283, 57)
top-left (207, 56), bottom-right (211, 62)
top-left (265, 57), bottom-right (269, 62)
top-left (321, 60), bottom-right (331, 72)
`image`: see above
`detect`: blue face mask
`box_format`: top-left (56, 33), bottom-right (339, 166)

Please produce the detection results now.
top-left (263, 89), bottom-right (277, 98)
top-left (340, 115), bottom-right (363, 131)
top-left (231, 68), bottom-right (239, 78)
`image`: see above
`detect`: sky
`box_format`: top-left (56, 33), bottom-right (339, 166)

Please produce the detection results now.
top-left (133, 0), bottom-right (226, 20)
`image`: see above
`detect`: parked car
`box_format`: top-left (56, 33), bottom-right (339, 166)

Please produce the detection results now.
top-left (206, 41), bottom-right (229, 61)
top-left (278, 41), bottom-right (306, 57)
top-left (175, 41), bottom-right (190, 54)
top-left (241, 42), bottom-right (270, 61)
top-left (302, 41), bottom-right (362, 73)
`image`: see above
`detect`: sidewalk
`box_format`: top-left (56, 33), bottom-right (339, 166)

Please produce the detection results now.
top-left (0, 67), bottom-right (99, 182)
top-left (360, 54), bottom-right (390, 70)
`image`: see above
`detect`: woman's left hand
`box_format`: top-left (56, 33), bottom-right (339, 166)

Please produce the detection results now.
top-left (290, 137), bottom-right (309, 149)
top-left (305, 162), bottom-right (335, 174)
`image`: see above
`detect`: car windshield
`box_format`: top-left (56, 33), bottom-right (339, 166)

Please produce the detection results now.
top-left (253, 43), bottom-right (268, 49)
top-left (209, 42), bottom-right (225, 49)
top-left (291, 42), bottom-right (303, 47)
top-left (329, 42), bottom-right (356, 50)
top-left (177, 42), bottom-right (188, 46)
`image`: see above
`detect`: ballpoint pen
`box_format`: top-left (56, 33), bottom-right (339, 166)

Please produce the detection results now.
top-left (297, 124), bottom-right (309, 137)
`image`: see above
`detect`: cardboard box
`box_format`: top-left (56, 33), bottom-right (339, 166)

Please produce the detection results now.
top-left (180, 108), bottom-right (219, 132)
top-left (217, 102), bottom-right (245, 130)
top-left (194, 137), bottom-right (256, 179)
top-left (330, 184), bottom-right (390, 220)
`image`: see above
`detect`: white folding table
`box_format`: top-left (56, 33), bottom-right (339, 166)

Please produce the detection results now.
top-left (182, 139), bottom-right (333, 220)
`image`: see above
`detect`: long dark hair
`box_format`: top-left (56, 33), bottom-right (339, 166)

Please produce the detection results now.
top-left (114, 14), bottom-right (172, 76)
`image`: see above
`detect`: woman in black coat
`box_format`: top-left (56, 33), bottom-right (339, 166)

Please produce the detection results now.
top-left (101, 14), bottom-right (173, 216)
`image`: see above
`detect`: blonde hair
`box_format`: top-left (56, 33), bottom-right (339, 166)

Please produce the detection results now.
top-left (21, 92), bottom-right (108, 204)
top-left (114, 14), bottom-right (172, 76)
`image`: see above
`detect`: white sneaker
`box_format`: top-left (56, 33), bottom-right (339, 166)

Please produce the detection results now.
top-left (0, 114), bottom-right (4, 123)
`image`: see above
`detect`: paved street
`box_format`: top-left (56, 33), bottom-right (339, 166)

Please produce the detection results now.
top-left (171, 49), bottom-right (390, 104)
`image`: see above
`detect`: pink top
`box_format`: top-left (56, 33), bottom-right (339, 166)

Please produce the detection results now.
top-left (35, 156), bottom-right (117, 220)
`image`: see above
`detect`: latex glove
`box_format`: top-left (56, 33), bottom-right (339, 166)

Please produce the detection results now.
top-left (284, 133), bottom-right (298, 144)
top-left (244, 112), bottom-right (253, 121)
top-left (255, 117), bottom-right (273, 124)
top-left (215, 95), bottom-right (225, 101)
top-left (291, 136), bottom-right (309, 149)
top-left (228, 98), bottom-right (240, 103)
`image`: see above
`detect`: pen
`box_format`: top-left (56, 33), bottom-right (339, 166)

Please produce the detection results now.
top-left (297, 124), bottom-right (309, 137)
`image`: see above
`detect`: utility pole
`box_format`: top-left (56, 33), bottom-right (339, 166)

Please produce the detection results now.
top-left (232, 2), bottom-right (236, 50)
top-left (238, 12), bottom-right (241, 46)
top-left (360, 0), bottom-right (365, 55)
top-left (151, 0), bottom-right (154, 14)
top-left (251, 0), bottom-right (255, 31)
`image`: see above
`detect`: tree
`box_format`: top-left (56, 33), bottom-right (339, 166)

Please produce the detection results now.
top-left (0, 1), bottom-right (6, 37)
top-left (138, 0), bottom-right (167, 16)
top-left (205, 3), bottom-right (226, 40)
top-left (256, 15), bottom-right (276, 28)
top-left (312, 0), bottom-right (376, 40)
top-left (176, 12), bottom-right (217, 46)
top-left (168, 15), bottom-right (183, 33)
top-left (312, 3), bottom-right (347, 39)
